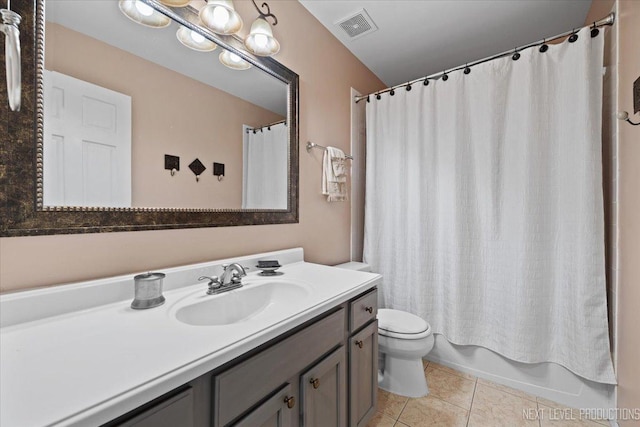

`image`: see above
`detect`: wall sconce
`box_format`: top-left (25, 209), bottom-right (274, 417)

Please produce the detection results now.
top-left (0, 2), bottom-right (21, 111)
top-left (119, 0), bottom-right (170, 28)
top-left (244, 1), bottom-right (280, 57)
top-left (199, 0), bottom-right (243, 35)
top-left (119, 0), bottom-right (281, 71)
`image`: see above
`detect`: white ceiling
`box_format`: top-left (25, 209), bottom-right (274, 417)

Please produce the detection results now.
top-left (299, 0), bottom-right (593, 87)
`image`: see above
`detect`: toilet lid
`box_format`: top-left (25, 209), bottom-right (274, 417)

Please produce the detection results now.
top-left (377, 309), bottom-right (431, 339)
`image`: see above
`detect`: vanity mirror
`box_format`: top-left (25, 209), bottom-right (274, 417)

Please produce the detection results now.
top-left (0, 0), bottom-right (299, 236)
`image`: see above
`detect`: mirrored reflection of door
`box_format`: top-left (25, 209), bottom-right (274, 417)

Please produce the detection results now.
top-left (43, 70), bottom-right (132, 207)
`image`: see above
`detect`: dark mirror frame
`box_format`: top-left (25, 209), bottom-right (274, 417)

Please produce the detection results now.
top-left (0, 0), bottom-right (299, 237)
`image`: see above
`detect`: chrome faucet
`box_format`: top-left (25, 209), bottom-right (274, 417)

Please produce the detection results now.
top-left (220, 263), bottom-right (247, 286)
top-left (199, 263), bottom-right (247, 295)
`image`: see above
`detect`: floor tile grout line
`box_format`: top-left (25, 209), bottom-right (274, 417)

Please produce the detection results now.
top-left (396, 397), bottom-right (410, 423)
top-left (466, 379), bottom-right (478, 427)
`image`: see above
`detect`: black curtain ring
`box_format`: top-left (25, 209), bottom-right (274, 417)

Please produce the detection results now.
top-left (389, 89), bottom-right (395, 96)
top-left (406, 84), bottom-right (412, 91)
top-left (376, 93), bottom-right (381, 100)
top-left (366, 96), bottom-right (370, 103)
top-left (591, 22), bottom-right (600, 38)
top-left (512, 48), bottom-right (521, 61)
top-left (539, 38), bottom-right (549, 53)
top-left (423, 78), bottom-right (430, 86)
top-left (463, 64), bottom-right (471, 74)
top-left (568, 29), bottom-right (578, 43)
top-left (442, 71), bottom-right (449, 81)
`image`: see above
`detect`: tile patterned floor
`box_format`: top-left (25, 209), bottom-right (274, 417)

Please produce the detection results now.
top-left (367, 361), bottom-right (609, 427)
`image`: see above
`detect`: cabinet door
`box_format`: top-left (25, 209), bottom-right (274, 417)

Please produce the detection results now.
top-left (300, 347), bottom-right (347, 427)
top-left (233, 384), bottom-right (295, 427)
top-left (349, 320), bottom-right (378, 427)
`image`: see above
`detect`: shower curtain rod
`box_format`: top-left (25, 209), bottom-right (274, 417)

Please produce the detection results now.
top-left (246, 119), bottom-right (287, 133)
top-left (354, 12), bottom-right (615, 104)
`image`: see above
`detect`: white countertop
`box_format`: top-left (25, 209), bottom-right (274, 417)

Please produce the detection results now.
top-left (0, 249), bottom-right (381, 427)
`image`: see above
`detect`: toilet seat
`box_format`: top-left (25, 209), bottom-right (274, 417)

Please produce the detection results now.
top-left (378, 309), bottom-right (431, 340)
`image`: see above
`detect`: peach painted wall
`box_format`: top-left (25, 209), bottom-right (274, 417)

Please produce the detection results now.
top-left (0, 1), bottom-right (385, 292)
top-left (616, 1), bottom-right (640, 424)
top-left (45, 22), bottom-right (284, 209)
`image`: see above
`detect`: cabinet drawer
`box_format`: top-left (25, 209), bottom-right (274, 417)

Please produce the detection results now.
top-left (115, 388), bottom-right (193, 427)
top-left (214, 308), bottom-right (345, 426)
top-left (349, 289), bottom-right (377, 332)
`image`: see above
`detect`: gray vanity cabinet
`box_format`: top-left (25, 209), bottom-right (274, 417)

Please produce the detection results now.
top-left (349, 320), bottom-right (379, 427)
top-left (233, 384), bottom-right (295, 427)
top-left (103, 288), bottom-right (378, 427)
top-left (300, 347), bottom-right (347, 426)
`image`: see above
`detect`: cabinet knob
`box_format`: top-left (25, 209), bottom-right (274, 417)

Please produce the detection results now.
top-left (284, 396), bottom-right (295, 409)
top-left (355, 340), bottom-right (364, 348)
top-left (364, 306), bottom-right (373, 313)
top-left (310, 378), bottom-right (320, 389)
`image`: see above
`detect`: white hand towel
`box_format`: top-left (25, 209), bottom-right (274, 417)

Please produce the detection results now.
top-left (322, 147), bottom-right (348, 202)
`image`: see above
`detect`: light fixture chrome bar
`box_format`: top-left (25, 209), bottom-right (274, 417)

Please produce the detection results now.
top-left (306, 141), bottom-right (354, 160)
top-left (355, 12), bottom-right (615, 103)
top-left (0, 3), bottom-right (22, 111)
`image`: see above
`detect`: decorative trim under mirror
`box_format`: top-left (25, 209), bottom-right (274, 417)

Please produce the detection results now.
top-left (0, 0), bottom-right (299, 237)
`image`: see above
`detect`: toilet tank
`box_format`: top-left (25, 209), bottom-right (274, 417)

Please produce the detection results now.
top-left (334, 262), bottom-right (371, 272)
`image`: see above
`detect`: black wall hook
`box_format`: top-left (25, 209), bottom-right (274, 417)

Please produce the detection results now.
top-left (568, 30), bottom-right (578, 43)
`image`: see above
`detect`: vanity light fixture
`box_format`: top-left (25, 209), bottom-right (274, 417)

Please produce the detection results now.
top-left (176, 26), bottom-right (217, 52)
top-left (119, 0), bottom-right (171, 28)
top-left (244, 1), bottom-right (280, 57)
top-left (199, 0), bottom-right (243, 35)
top-left (219, 50), bottom-right (251, 70)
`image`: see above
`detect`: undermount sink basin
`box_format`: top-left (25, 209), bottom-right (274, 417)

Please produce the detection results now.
top-left (175, 281), bottom-right (309, 326)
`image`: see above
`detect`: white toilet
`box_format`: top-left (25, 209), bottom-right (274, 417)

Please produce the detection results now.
top-left (336, 262), bottom-right (434, 398)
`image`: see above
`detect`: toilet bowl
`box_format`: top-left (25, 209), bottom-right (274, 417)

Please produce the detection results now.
top-left (335, 262), bottom-right (434, 398)
top-left (377, 308), bottom-right (433, 397)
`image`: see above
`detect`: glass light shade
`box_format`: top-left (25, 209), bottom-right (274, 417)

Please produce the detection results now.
top-left (119, 0), bottom-right (171, 28)
top-left (158, 0), bottom-right (190, 6)
top-left (244, 17), bottom-right (280, 56)
top-left (219, 50), bottom-right (251, 70)
top-left (176, 26), bottom-right (217, 52)
top-left (199, 0), bottom-right (243, 35)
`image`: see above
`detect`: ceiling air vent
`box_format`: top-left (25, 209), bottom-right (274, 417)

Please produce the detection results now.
top-left (336, 9), bottom-right (378, 40)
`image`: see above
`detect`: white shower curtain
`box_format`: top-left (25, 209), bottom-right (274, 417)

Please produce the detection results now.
top-left (364, 28), bottom-right (615, 384)
top-left (242, 122), bottom-right (288, 209)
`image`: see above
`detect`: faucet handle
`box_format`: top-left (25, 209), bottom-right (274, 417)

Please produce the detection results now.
top-left (199, 275), bottom-right (222, 294)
